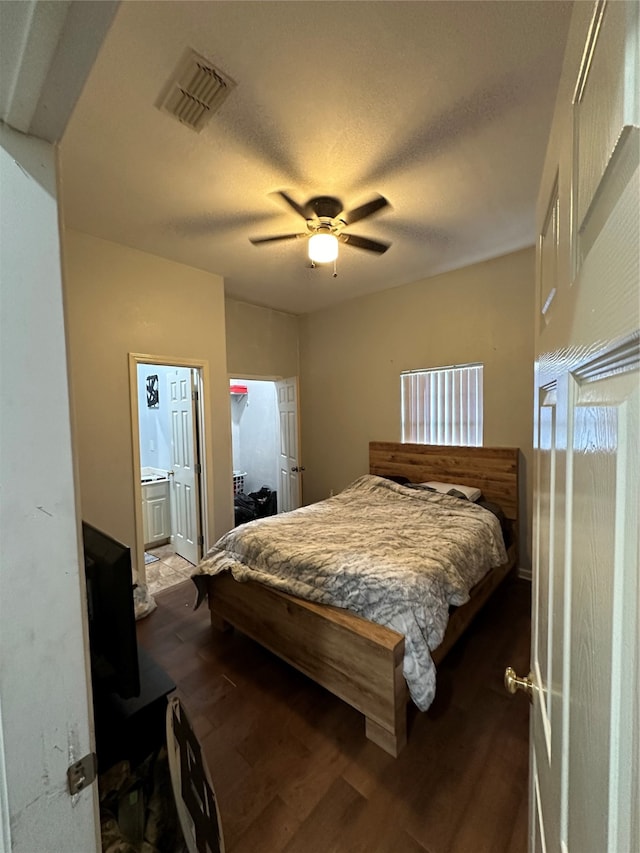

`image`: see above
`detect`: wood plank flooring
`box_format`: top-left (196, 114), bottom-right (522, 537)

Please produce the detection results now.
top-left (136, 576), bottom-right (531, 853)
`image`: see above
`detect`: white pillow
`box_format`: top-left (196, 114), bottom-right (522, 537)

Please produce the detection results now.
top-left (420, 481), bottom-right (482, 502)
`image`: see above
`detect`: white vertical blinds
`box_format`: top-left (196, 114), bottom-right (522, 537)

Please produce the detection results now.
top-left (401, 363), bottom-right (483, 446)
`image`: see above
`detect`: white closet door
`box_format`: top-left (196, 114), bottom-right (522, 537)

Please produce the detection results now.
top-left (276, 377), bottom-right (301, 512)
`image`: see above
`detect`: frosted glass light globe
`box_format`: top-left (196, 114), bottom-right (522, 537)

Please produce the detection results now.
top-left (308, 233), bottom-right (339, 263)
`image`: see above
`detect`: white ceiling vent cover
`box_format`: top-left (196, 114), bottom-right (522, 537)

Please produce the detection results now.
top-left (157, 48), bottom-right (236, 132)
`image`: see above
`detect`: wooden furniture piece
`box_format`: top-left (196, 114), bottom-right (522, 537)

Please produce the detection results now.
top-left (93, 645), bottom-right (176, 771)
top-left (203, 442), bottom-right (519, 757)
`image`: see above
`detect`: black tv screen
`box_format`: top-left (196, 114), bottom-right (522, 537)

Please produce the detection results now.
top-left (82, 522), bottom-right (140, 700)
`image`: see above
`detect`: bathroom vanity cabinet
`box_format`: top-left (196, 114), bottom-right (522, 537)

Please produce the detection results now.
top-left (142, 479), bottom-right (170, 546)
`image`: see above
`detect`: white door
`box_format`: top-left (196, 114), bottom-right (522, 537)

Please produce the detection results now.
top-left (276, 377), bottom-right (302, 512)
top-left (522, 3), bottom-right (639, 852)
top-left (167, 368), bottom-right (201, 565)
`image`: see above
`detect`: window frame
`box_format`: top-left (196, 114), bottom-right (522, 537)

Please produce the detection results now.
top-left (400, 362), bottom-right (484, 447)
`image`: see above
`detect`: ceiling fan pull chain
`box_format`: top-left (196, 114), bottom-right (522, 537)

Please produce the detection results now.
top-left (333, 258), bottom-right (338, 278)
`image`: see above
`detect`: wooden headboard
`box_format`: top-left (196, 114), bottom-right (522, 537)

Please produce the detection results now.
top-left (369, 441), bottom-right (519, 523)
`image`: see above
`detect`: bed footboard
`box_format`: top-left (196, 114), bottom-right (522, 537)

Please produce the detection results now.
top-left (206, 573), bottom-right (408, 757)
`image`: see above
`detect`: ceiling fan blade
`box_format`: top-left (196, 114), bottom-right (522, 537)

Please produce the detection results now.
top-left (249, 232), bottom-right (307, 245)
top-left (341, 195), bottom-right (390, 226)
top-left (272, 191), bottom-right (310, 220)
top-left (340, 233), bottom-right (390, 254)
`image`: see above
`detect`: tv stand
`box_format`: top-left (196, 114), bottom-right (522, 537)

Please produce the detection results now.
top-left (93, 644), bottom-right (175, 772)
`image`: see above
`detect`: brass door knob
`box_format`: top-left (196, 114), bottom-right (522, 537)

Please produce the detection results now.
top-left (504, 666), bottom-right (534, 702)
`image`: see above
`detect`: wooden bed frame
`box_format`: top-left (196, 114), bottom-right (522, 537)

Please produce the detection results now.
top-left (204, 442), bottom-right (519, 757)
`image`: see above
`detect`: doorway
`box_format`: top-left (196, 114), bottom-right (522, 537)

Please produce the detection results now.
top-left (230, 377), bottom-right (278, 502)
top-left (130, 355), bottom-right (207, 596)
top-left (229, 376), bottom-right (302, 519)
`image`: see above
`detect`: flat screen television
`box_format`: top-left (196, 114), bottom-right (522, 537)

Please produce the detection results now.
top-left (82, 521), bottom-right (140, 700)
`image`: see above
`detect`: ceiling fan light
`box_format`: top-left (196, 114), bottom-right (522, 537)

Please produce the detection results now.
top-left (308, 233), bottom-right (339, 263)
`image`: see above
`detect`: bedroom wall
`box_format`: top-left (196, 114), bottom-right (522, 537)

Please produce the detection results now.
top-left (298, 247), bottom-right (535, 571)
top-left (225, 298), bottom-right (299, 378)
top-left (62, 229), bottom-right (234, 578)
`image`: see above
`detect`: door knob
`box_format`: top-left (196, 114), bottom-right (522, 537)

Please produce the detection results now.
top-left (504, 666), bottom-right (534, 702)
top-left (291, 466), bottom-right (306, 472)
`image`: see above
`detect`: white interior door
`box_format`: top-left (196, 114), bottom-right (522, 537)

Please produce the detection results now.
top-left (167, 368), bottom-right (201, 565)
top-left (526, 3), bottom-right (639, 852)
top-left (276, 377), bottom-right (301, 512)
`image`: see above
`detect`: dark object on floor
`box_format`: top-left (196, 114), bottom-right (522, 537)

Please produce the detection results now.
top-left (99, 746), bottom-right (188, 853)
top-left (248, 486), bottom-right (277, 517)
top-left (93, 646), bottom-right (175, 773)
top-left (233, 491), bottom-right (257, 526)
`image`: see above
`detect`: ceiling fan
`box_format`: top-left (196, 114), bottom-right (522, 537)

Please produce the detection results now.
top-left (249, 192), bottom-right (391, 267)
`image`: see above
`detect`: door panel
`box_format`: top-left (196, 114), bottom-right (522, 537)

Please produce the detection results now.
top-left (573, 1), bottom-right (633, 232)
top-left (534, 391), bottom-right (555, 744)
top-left (532, 761), bottom-right (545, 853)
top-left (147, 496), bottom-right (168, 542)
top-left (168, 369), bottom-right (201, 565)
top-left (568, 367), bottom-right (638, 853)
top-left (533, 350), bottom-right (640, 853)
top-left (531, 383), bottom-right (565, 851)
top-left (531, 2), bottom-right (639, 851)
top-left (276, 377), bottom-right (301, 512)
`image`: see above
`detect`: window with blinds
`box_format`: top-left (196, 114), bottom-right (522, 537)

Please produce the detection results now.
top-left (401, 363), bottom-right (483, 446)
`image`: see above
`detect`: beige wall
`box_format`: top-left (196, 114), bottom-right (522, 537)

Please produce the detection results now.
top-left (63, 230), bottom-right (233, 578)
top-left (225, 298), bottom-right (299, 378)
top-left (299, 247), bottom-right (535, 570)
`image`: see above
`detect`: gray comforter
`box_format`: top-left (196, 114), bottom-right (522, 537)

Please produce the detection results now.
top-left (194, 474), bottom-right (507, 710)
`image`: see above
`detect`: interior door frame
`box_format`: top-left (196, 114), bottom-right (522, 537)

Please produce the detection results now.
top-left (227, 372), bottom-right (302, 509)
top-left (129, 353), bottom-right (212, 586)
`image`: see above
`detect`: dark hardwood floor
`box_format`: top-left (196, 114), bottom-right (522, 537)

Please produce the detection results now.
top-left (136, 576), bottom-right (531, 853)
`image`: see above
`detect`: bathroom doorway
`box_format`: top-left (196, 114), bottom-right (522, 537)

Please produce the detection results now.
top-left (130, 354), bottom-right (208, 595)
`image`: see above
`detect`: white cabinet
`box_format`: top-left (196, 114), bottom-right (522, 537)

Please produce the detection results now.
top-left (142, 480), bottom-right (170, 546)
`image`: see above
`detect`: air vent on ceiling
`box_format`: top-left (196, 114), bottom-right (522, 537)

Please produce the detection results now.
top-left (157, 48), bottom-right (236, 132)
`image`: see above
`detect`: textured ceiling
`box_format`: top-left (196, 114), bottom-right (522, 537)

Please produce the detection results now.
top-left (59, 1), bottom-right (573, 315)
